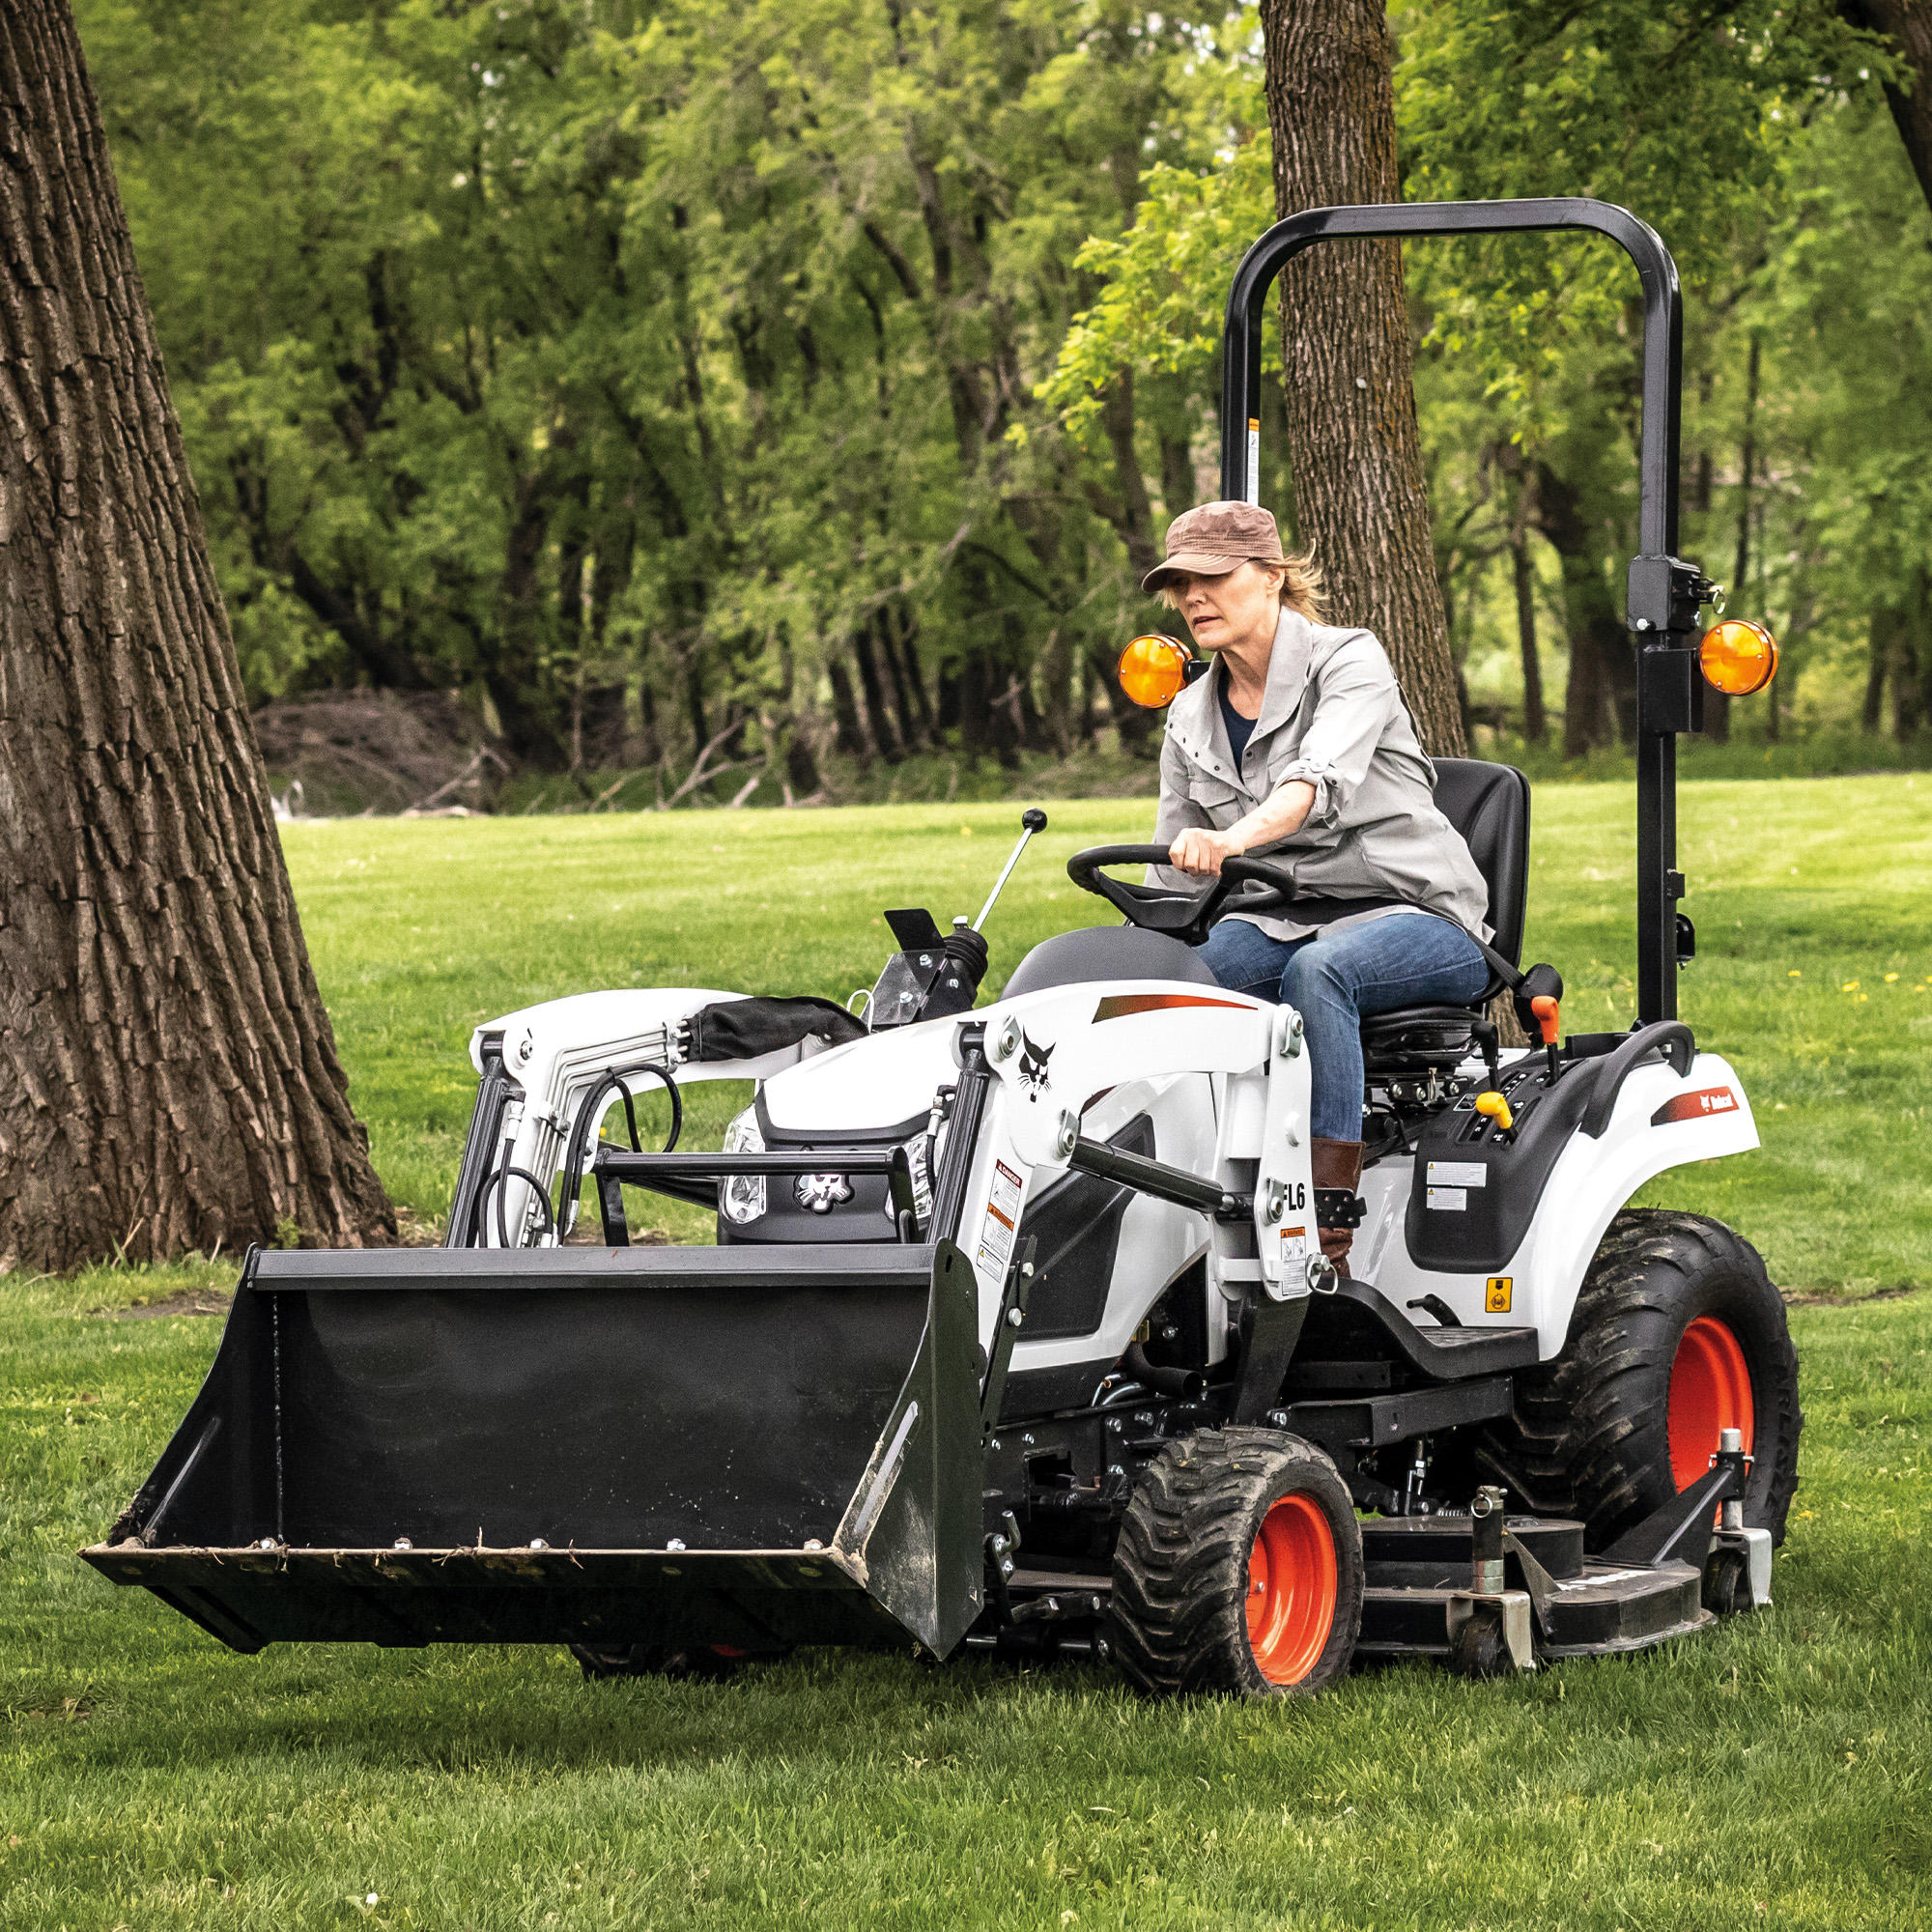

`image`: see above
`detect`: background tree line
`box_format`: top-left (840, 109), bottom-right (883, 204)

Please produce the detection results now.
top-left (78, 0), bottom-right (1932, 801)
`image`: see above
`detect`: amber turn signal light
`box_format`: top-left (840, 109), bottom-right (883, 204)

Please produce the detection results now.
top-left (1118, 634), bottom-right (1192, 708)
top-left (1698, 618), bottom-right (1778, 697)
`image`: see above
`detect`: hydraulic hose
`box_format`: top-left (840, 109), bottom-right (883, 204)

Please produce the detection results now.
top-left (556, 1064), bottom-right (681, 1234)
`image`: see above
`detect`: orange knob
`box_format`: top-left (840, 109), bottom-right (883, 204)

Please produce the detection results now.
top-left (1475, 1091), bottom-right (1515, 1134)
top-left (1530, 994), bottom-right (1560, 1046)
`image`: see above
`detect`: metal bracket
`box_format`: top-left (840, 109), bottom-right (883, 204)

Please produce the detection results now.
top-left (1600, 1461), bottom-right (1735, 1570)
top-left (1710, 1526), bottom-right (1773, 1608)
top-left (1445, 1590), bottom-right (1537, 1671)
top-left (1504, 1526), bottom-right (1560, 1639)
top-left (1230, 1292), bottom-right (1308, 1425)
top-left (979, 1237), bottom-right (1037, 1438)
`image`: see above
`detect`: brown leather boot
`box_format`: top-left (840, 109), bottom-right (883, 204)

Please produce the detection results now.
top-left (1312, 1137), bottom-right (1366, 1278)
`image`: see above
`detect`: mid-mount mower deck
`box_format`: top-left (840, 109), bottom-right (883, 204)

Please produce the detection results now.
top-left (88, 198), bottom-right (1801, 1697)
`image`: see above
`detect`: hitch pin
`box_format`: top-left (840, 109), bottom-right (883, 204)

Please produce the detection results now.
top-left (972, 808), bottom-right (1048, 930)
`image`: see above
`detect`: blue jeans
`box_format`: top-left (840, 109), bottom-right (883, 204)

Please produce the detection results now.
top-left (1195, 913), bottom-right (1490, 1140)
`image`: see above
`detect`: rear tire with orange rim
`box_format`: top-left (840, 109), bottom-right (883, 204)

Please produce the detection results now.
top-left (1112, 1428), bottom-right (1362, 1698)
top-left (1476, 1210), bottom-right (1800, 1551)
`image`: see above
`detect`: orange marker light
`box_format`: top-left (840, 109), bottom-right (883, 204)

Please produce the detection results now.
top-left (1529, 993), bottom-right (1561, 1046)
top-left (1118, 634), bottom-right (1192, 708)
top-left (1475, 1091), bottom-right (1514, 1135)
top-left (1698, 618), bottom-right (1778, 697)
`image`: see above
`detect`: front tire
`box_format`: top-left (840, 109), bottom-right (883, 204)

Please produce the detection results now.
top-left (1111, 1428), bottom-right (1363, 1698)
top-left (1486, 1210), bottom-right (1801, 1548)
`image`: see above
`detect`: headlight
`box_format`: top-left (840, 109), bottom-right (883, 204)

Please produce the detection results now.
top-left (901, 1134), bottom-right (934, 1230)
top-left (721, 1108), bottom-right (766, 1224)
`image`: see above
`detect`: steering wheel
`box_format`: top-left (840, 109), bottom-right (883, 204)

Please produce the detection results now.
top-left (1065, 846), bottom-right (1296, 949)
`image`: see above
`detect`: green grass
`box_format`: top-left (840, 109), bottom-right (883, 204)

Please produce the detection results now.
top-left (5, 775), bottom-right (1932, 1928)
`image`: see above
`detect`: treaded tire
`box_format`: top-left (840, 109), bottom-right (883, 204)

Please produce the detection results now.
top-left (1110, 1428), bottom-right (1363, 1698)
top-left (569, 1643), bottom-right (745, 1682)
top-left (1482, 1209), bottom-right (1801, 1549)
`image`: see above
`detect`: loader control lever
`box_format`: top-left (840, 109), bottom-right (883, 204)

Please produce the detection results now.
top-left (1530, 993), bottom-right (1562, 1082)
top-left (974, 809), bottom-right (1049, 929)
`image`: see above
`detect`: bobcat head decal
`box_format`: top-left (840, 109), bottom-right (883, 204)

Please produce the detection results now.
top-left (1017, 1031), bottom-right (1054, 1100)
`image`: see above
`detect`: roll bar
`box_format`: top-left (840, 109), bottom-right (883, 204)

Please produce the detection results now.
top-left (1218, 197), bottom-right (1707, 1024)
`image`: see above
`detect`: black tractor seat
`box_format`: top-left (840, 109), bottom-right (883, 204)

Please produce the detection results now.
top-left (1359, 758), bottom-right (1529, 1077)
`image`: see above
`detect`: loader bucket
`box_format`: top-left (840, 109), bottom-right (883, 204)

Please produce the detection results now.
top-left (83, 1240), bottom-right (986, 1660)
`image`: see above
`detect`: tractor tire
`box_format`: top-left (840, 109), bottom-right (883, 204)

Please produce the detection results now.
top-left (1110, 1427), bottom-right (1363, 1699)
top-left (1481, 1209), bottom-right (1801, 1550)
top-left (569, 1643), bottom-right (746, 1682)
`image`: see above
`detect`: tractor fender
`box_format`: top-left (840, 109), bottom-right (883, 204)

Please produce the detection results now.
top-left (1488, 1049), bottom-right (1756, 1356)
top-left (1367, 1049), bottom-right (1756, 1355)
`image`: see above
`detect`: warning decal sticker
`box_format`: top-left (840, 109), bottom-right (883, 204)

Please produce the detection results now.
top-left (977, 1159), bottom-right (1024, 1276)
top-left (1650, 1086), bottom-right (1740, 1127)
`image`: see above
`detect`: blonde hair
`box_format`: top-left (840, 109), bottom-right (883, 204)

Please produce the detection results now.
top-left (1155, 554), bottom-right (1327, 622)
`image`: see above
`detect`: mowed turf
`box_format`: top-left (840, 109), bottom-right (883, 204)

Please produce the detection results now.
top-left (4, 774), bottom-right (1931, 1929)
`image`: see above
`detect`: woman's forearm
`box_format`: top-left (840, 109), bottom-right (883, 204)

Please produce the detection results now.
top-left (1168, 778), bottom-right (1317, 875)
top-left (1229, 778), bottom-right (1316, 853)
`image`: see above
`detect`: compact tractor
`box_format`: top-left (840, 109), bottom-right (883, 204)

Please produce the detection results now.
top-left (88, 199), bottom-right (1800, 1696)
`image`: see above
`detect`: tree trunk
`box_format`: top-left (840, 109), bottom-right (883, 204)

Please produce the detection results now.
top-left (1713, 333), bottom-right (1765, 745)
top-left (1533, 462), bottom-right (1624, 755)
top-left (0, 0), bottom-right (394, 1272)
top-left (874, 608), bottom-right (923, 752)
top-left (1863, 610), bottom-right (1890, 731)
top-left (850, 622), bottom-right (903, 762)
top-left (1841, 3), bottom-right (1932, 209)
top-left (827, 655), bottom-right (870, 760)
top-left (1511, 526), bottom-right (1548, 746)
top-left (1258, 0), bottom-right (1465, 755)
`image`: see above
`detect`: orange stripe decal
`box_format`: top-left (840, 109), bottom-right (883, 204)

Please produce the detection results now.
top-left (1094, 993), bottom-right (1248, 1022)
top-left (1650, 1086), bottom-right (1740, 1126)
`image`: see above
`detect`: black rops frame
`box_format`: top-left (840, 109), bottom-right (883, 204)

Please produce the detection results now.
top-left (1219, 197), bottom-right (1716, 1024)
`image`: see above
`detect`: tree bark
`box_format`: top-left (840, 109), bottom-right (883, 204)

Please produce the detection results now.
top-left (1258, 0), bottom-right (1465, 755)
top-left (0, 0), bottom-right (394, 1271)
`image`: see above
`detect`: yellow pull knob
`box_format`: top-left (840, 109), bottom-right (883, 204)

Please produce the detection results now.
top-left (1475, 1091), bottom-right (1514, 1134)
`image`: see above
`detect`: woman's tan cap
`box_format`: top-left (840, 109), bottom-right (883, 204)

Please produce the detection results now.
top-left (1142, 500), bottom-right (1284, 592)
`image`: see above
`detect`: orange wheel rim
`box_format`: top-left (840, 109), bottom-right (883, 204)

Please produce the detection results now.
top-left (1667, 1316), bottom-right (1755, 1492)
top-left (1245, 1492), bottom-right (1338, 1686)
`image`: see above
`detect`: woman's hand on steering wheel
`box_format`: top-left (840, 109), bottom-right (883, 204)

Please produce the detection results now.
top-left (1168, 826), bottom-right (1248, 878)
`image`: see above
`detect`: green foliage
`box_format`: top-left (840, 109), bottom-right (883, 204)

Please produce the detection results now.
top-left (74, 0), bottom-right (1932, 777)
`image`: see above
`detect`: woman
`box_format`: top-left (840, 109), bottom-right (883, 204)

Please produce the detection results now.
top-left (1144, 500), bottom-right (1492, 1276)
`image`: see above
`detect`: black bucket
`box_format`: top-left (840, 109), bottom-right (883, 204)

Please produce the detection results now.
top-left (83, 1240), bottom-right (985, 1659)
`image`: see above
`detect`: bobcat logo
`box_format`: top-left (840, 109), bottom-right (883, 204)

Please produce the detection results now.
top-left (1017, 1031), bottom-right (1054, 1100)
top-left (796, 1171), bottom-right (855, 1213)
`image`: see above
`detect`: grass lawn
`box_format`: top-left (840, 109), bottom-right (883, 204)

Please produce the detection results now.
top-left (4, 774), bottom-right (1931, 1928)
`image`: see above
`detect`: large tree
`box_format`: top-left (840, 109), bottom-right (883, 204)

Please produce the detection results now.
top-left (1259, 0), bottom-right (1463, 754)
top-left (0, 0), bottom-right (394, 1271)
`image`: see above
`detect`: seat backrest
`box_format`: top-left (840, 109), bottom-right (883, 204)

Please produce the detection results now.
top-left (1431, 758), bottom-right (1529, 970)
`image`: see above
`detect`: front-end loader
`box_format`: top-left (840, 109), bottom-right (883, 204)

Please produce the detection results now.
top-left (86, 198), bottom-right (1800, 1695)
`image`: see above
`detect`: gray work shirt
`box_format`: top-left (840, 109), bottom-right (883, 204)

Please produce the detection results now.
top-left (1148, 608), bottom-right (1492, 942)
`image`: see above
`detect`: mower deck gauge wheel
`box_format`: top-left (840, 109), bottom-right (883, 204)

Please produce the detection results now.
top-left (1111, 1428), bottom-right (1362, 1699)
